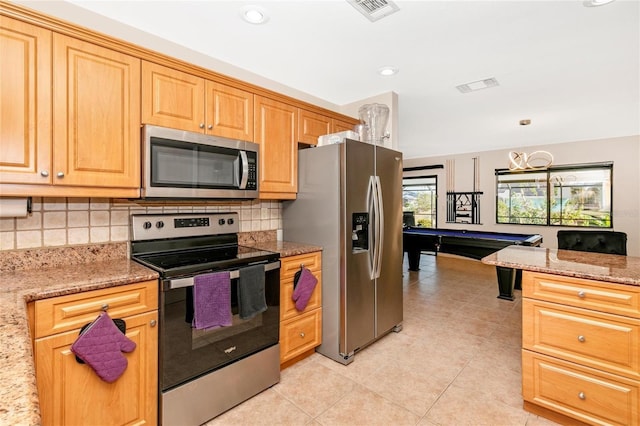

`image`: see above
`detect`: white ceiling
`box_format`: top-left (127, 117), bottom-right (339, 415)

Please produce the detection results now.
top-left (17, 0), bottom-right (640, 159)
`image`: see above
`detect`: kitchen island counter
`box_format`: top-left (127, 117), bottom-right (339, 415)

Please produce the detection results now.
top-left (0, 249), bottom-right (158, 426)
top-left (481, 245), bottom-right (640, 286)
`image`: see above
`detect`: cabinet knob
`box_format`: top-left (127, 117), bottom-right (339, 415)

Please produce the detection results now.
top-left (150, 319), bottom-right (157, 327)
top-left (40, 170), bottom-right (49, 177)
top-left (577, 290), bottom-right (586, 298)
top-left (578, 335), bottom-right (585, 342)
top-left (101, 303), bottom-right (109, 311)
top-left (199, 123), bottom-right (205, 129)
top-left (578, 392), bottom-right (586, 400)
top-left (299, 332), bottom-right (305, 338)
top-left (56, 171), bottom-right (65, 178)
top-left (207, 124), bottom-right (213, 130)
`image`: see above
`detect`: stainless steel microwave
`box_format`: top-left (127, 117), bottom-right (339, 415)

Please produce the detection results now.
top-left (140, 124), bottom-right (259, 199)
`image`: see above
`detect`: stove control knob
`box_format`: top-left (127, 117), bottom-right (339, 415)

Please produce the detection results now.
top-left (156, 221), bottom-right (165, 229)
top-left (143, 221), bottom-right (152, 230)
top-left (218, 218), bottom-right (226, 225)
top-left (227, 218), bottom-right (234, 225)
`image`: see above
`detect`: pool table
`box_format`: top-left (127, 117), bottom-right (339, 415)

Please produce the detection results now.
top-left (403, 227), bottom-right (543, 300)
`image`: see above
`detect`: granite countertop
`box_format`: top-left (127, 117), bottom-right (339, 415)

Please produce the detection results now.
top-left (243, 240), bottom-right (323, 258)
top-left (0, 238), bottom-right (321, 425)
top-left (481, 245), bottom-right (640, 286)
top-left (0, 250), bottom-right (158, 426)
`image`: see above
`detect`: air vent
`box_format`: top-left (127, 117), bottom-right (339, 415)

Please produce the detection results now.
top-left (456, 78), bottom-right (500, 94)
top-left (347, 0), bottom-right (400, 22)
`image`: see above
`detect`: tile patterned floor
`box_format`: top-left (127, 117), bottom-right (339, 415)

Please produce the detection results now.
top-left (207, 254), bottom-right (561, 426)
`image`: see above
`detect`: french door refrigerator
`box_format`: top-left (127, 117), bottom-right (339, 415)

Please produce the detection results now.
top-left (282, 139), bottom-right (403, 364)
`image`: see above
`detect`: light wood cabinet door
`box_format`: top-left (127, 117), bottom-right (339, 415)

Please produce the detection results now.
top-left (254, 96), bottom-right (297, 199)
top-left (332, 118), bottom-right (358, 133)
top-left (35, 310), bottom-right (158, 426)
top-left (205, 81), bottom-right (253, 141)
top-left (0, 17), bottom-right (51, 184)
top-left (298, 108), bottom-right (331, 145)
top-left (53, 34), bottom-right (140, 188)
top-left (522, 350), bottom-right (639, 426)
top-left (141, 61), bottom-right (204, 132)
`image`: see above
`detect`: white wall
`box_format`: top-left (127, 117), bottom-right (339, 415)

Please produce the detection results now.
top-left (403, 135), bottom-right (640, 256)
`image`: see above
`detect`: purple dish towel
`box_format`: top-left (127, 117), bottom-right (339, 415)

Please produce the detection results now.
top-left (292, 268), bottom-right (318, 311)
top-left (70, 311), bottom-right (136, 383)
top-left (192, 271), bottom-right (232, 330)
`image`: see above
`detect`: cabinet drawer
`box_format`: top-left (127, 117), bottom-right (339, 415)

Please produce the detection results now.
top-left (34, 281), bottom-right (158, 338)
top-left (281, 272), bottom-right (322, 321)
top-left (522, 350), bottom-right (639, 426)
top-left (522, 271), bottom-right (640, 318)
top-left (523, 299), bottom-right (640, 379)
top-left (280, 309), bottom-right (322, 362)
top-left (280, 252), bottom-right (321, 279)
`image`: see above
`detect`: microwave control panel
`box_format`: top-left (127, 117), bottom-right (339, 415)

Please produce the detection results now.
top-left (246, 152), bottom-right (257, 190)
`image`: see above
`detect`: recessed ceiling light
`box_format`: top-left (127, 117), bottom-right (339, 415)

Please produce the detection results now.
top-left (583, 0), bottom-right (616, 7)
top-left (241, 6), bottom-right (269, 24)
top-left (378, 66), bottom-right (398, 76)
top-left (519, 119), bottom-right (532, 126)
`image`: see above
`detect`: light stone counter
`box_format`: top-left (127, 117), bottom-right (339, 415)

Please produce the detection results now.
top-left (0, 243), bottom-right (158, 426)
top-left (481, 245), bottom-right (640, 286)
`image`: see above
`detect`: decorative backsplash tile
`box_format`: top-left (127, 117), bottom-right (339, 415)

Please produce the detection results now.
top-left (0, 197), bottom-right (282, 251)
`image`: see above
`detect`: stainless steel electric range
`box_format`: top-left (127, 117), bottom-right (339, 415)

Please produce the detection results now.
top-left (130, 212), bottom-right (280, 425)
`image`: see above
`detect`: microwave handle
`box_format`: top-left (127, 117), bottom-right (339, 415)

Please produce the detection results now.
top-left (239, 150), bottom-right (249, 189)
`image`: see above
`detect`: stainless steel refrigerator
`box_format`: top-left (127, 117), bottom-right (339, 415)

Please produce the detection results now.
top-left (282, 139), bottom-right (403, 365)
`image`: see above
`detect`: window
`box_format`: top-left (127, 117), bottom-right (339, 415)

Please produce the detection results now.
top-left (403, 176), bottom-right (437, 228)
top-left (496, 162), bottom-right (612, 227)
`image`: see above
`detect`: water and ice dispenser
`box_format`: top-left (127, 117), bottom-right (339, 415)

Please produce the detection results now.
top-left (352, 212), bottom-right (369, 253)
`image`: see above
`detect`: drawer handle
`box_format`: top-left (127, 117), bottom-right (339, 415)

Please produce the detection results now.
top-left (578, 335), bottom-right (586, 343)
top-left (300, 332), bottom-right (305, 338)
top-left (578, 392), bottom-right (586, 400)
top-left (577, 290), bottom-right (586, 298)
top-left (150, 320), bottom-right (157, 327)
top-left (101, 303), bottom-right (109, 311)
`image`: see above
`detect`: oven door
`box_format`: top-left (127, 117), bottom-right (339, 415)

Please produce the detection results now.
top-left (159, 260), bottom-right (280, 392)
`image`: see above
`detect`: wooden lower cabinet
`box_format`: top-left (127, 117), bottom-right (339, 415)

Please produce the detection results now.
top-left (32, 281), bottom-right (158, 426)
top-left (522, 271), bottom-right (640, 426)
top-left (279, 251), bottom-right (322, 367)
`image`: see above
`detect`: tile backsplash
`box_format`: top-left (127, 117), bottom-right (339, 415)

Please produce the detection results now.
top-left (0, 198), bottom-right (281, 251)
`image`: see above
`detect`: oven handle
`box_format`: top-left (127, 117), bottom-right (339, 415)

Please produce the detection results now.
top-left (165, 260), bottom-right (280, 290)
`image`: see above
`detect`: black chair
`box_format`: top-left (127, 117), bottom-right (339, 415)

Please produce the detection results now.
top-left (403, 211), bottom-right (416, 227)
top-left (557, 230), bottom-right (627, 255)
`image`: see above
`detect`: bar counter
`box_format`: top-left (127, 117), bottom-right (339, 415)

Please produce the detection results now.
top-left (481, 245), bottom-right (640, 287)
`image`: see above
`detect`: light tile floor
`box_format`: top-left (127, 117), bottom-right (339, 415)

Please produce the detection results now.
top-left (207, 254), bottom-right (561, 426)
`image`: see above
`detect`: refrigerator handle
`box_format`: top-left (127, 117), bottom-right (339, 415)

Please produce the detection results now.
top-left (374, 176), bottom-right (384, 279)
top-left (367, 175), bottom-right (376, 280)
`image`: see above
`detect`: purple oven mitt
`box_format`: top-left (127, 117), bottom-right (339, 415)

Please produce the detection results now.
top-left (71, 311), bottom-right (136, 383)
top-left (291, 267), bottom-right (318, 311)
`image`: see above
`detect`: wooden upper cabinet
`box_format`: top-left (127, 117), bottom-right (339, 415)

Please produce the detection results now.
top-left (53, 34), bottom-right (140, 189)
top-left (298, 109), bottom-right (331, 145)
top-left (333, 118), bottom-right (358, 133)
top-left (142, 61), bottom-right (205, 133)
top-left (142, 62), bottom-right (254, 140)
top-left (254, 96), bottom-right (297, 199)
top-left (205, 81), bottom-right (254, 141)
top-left (0, 17), bottom-right (52, 185)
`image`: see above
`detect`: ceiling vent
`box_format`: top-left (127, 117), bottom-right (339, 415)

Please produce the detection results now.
top-left (456, 78), bottom-right (500, 94)
top-left (347, 0), bottom-right (400, 22)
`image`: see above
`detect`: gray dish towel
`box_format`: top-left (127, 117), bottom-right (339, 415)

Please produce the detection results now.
top-left (192, 271), bottom-right (232, 330)
top-left (238, 264), bottom-right (267, 320)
